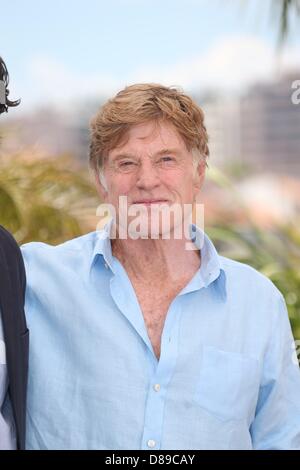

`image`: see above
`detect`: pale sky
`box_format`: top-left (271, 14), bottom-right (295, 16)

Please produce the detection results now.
top-left (1, 0), bottom-right (300, 111)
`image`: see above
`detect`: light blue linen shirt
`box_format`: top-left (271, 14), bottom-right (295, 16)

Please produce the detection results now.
top-left (21, 221), bottom-right (300, 450)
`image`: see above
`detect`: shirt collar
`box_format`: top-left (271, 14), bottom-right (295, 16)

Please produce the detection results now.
top-left (91, 217), bottom-right (226, 299)
top-left (181, 224), bottom-right (226, 299)
top-left (91, 217), bottom-right (115, 272)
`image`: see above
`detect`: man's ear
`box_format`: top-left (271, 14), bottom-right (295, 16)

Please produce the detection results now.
top-left (94, 170), bottom-right (108, 200)
top-left (193, 159), bottom-right (206, 196)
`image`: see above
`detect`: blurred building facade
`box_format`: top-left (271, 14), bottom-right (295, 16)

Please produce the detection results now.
top-left (200, 71), bottom-right (300, 175)
top-left (201, 96), bottom-right (241, 169)
top-left (240, 72), bottom-right (300, 175)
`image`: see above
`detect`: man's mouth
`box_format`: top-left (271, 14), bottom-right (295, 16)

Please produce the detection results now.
top-left (132, 200), bottom-right (169, 206)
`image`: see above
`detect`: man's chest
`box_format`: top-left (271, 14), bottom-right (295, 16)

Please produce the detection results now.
top-left (130, 280), bottom-right (185, 359)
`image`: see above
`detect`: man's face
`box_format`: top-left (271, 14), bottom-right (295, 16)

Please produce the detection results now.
top-left (96, 119), bottom-right (206, 237)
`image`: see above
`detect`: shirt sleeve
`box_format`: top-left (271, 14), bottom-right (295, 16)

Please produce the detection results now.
top-left (250, 292), bottom-right (300, 449)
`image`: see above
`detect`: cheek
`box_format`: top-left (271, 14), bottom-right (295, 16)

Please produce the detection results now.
top-left (164, 169), bottom-right (195, 192)
top-left (178, 174), bottom-right (198, 202)
top-left (107, 176), bottom-right (135, 199)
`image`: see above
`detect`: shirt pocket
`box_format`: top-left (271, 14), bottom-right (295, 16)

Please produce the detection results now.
top-left (195, 345), bottom-right (260, 422)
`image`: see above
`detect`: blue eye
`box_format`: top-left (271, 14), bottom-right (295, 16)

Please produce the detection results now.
top-left (117, 160), bottom-right (138, 172)
top-left (119, 161), bottom-right (137, 168)
top-left (159, 156), bottom-right (176, 165)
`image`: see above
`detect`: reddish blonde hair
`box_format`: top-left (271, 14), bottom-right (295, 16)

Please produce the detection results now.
top-left (89, 83), bottom-right (209, 171)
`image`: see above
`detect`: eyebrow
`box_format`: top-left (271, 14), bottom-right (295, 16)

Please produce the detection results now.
top-left (111, 148), bottom-right (182, 161)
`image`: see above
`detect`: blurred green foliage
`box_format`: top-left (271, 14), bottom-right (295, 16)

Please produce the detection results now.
top-left (0, 154), bottom-right (98, 245)
top-left (275, 0), bottom-right (300, 43)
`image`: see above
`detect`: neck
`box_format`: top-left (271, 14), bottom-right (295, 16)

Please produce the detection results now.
top-left (111, 231), bottom-right (201, 284)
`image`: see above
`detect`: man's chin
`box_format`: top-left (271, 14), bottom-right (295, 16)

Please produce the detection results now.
top-left (116, 203), bottom-right (191, 240)
top-left (126, 218), bottom-right (181, 240)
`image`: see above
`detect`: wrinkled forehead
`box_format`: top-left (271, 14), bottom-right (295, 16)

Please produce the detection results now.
top-left (108, 120), bottom-right (187, 159)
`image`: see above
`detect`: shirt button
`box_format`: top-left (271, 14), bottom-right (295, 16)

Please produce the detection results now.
top-left (153, 383), bottom-right (161, 392)
top-left (147, 439), bottom-right (156, 448)
top-left (104, 262), bottom-right (108, 269)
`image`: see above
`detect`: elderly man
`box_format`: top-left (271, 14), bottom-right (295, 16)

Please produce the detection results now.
top-left (22, 83), bottom-right (300, 450)
top-left (0, 56), bottom-right (27, 450)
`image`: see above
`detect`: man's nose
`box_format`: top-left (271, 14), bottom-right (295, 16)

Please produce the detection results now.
top-left (135, 159), bottom-right (160, 190)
